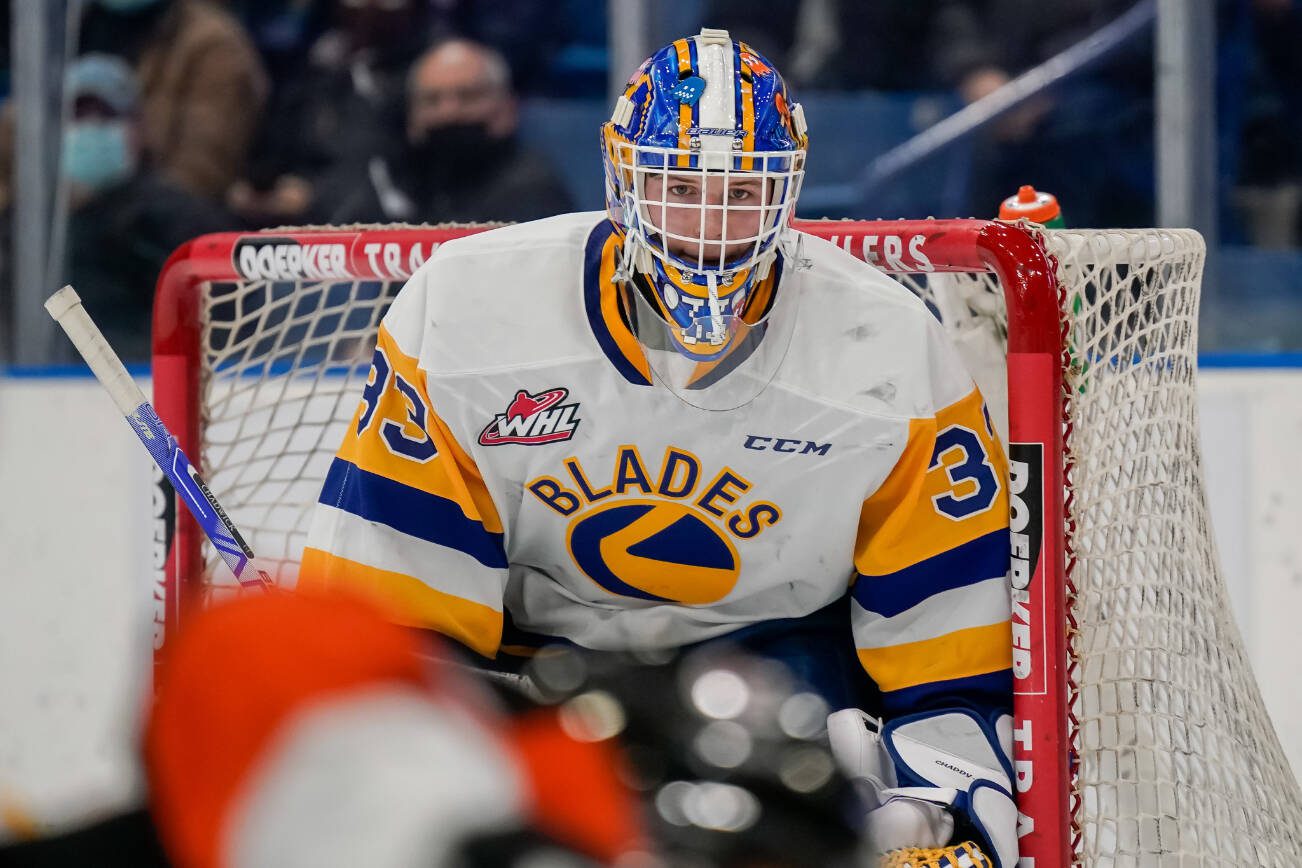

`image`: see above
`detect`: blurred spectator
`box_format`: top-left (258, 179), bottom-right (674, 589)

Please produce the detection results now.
top-left (960, 0), bottom-right (1259, 231)
top-left (316, 38), bottom-right (574, 225)
top-left (53, 55), bottom-right (232, 362)
top-left (77, 0), bottom-right (270, 202)
top-left (702, 0), bottom-right (801, 75)
top-left (424, 0), bottom-right (586, 97)
top-left (0, 0), bottom-right (10, 103)
top-left (777, 0), bottom-right (998, 94)
top-left (1234, 0), bottom-right (1302, 246)
top-left (230, 0), bottom-right (432, 227)
top-left (957, 0), bottom-right (1159, 227)
top-left (221, 0), bottom-right (333, 90)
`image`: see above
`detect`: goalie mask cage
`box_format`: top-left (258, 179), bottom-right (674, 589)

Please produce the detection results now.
top-left (152, 219), bottom-right (1302, 865)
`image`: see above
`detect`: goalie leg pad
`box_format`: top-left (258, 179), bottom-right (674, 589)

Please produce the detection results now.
top-left (826, 707), bottom-right (894, 810)
top-left (864, 791), bottom-right (956, 853)
top-left (883, 709), bottom-right (1013, 793)
top-left (826, 707), bottom-right (1018, 867)
top-left (882, 710), bottom-right (1017, 867)
top-left (957, 780), bottom-right (1018, 868)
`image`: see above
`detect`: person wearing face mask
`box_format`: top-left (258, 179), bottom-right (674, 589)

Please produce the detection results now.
top-left (74, 0), bottom-right (269, 202)
top-left (56, 54), bottom-right (233, 362)
top-left (318, 38), bottom-right (574, 225)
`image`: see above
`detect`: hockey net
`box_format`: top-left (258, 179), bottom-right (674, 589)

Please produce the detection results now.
top-left (152, 219), bottom-right (1302, 865)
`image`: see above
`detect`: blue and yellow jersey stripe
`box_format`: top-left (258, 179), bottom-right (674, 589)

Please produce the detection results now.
top-left (301, 323), bottom-right (507, 658)
top-left (850, 387), bottom-right (1013, 716)
top-left (298, 548), bottom-right (504, 658)
top-left (584, 222), bottom-right (653, 385)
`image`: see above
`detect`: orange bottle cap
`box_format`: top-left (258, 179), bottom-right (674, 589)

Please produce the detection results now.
top-left (999, 185), bottom-right (1061, 224)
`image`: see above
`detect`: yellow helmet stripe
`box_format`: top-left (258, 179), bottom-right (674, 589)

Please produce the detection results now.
top-left (672, 37), bottom-right (694, 167)
top-left (738, 46), bottom-right (757, 171)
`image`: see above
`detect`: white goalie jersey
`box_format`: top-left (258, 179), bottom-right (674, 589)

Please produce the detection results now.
top-left (303, 211), bottom-right (1012, 718)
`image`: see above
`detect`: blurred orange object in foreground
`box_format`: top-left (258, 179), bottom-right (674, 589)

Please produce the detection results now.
top-left (145, 589), bottom-right (642, 868)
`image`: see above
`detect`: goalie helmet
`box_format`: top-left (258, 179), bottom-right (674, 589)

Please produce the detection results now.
top-left (601, 28), bottom-right (808, 408)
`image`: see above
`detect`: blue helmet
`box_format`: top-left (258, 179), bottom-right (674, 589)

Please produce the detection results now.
top-left (601, 28), bottom-right (808, 363)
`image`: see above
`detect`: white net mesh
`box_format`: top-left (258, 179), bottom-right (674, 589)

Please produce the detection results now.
top-left (1052, 230), bottom-right (1302, 864)
top-left (897, 228), bottom-right (1302, 863)
top-left (182, 224), bottom-right (1302, 864)
top-left (199, 277), bottom-right (397, 590)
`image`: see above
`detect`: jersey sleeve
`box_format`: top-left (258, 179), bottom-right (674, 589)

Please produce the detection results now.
top-left (850, 385), bottom-right (1012, 720)
top-left (300, 308), bottom-right (508, 659)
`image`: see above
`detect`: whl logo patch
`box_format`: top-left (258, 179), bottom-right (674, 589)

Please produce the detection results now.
top-left (479, 388), bottom-right (581, 446)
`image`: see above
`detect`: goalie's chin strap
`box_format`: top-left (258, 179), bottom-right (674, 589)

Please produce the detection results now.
top-left (612, 236), bottom-right (729, 344)
top-left (705, 271), bottom-right (725, 344)
top-left (612, 232), bottom-right (639, 286)
top-left (611, 227), bottom-right (812, 354)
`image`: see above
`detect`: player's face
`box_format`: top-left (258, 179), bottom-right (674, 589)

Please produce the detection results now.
top-left (641, 172), bottom-right (772, 267)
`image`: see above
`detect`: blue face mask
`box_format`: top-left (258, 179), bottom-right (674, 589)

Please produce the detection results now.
top-left (96, 0), bottom-right (163, 12)
top-left (63, 122), bottom-right (135, 192)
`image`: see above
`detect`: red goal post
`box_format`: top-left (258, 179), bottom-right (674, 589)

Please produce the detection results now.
top-left (151, 218), bottom-right (1302, 865)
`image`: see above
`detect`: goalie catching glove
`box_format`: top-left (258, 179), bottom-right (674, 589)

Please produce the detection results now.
top-left (827, 707), bottom-right (1018, 868)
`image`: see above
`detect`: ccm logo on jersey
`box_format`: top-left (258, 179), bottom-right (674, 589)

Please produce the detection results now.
top-left (479, 388), bottom-right (581, 446)
top-left (743, 435), bottom-right (831, 455)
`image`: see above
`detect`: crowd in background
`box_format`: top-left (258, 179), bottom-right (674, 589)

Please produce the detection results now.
top-left (0, 0), bottom-right (1299, 360)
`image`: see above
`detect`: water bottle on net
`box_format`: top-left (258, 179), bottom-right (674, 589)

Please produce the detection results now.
top-left (998, 185), bottom-right (1090, 389)
top-left (999, 184), bottom-right (1065, 228)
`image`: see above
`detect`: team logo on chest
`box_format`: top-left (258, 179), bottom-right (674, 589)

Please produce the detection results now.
top-left (479, 387), bottom-right (581, 446)
top-left (526, 446), bottom-right (783, 605)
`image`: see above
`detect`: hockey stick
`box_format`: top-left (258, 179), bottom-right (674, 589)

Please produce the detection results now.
top-left (44, 286), bottom-right (270, 589)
